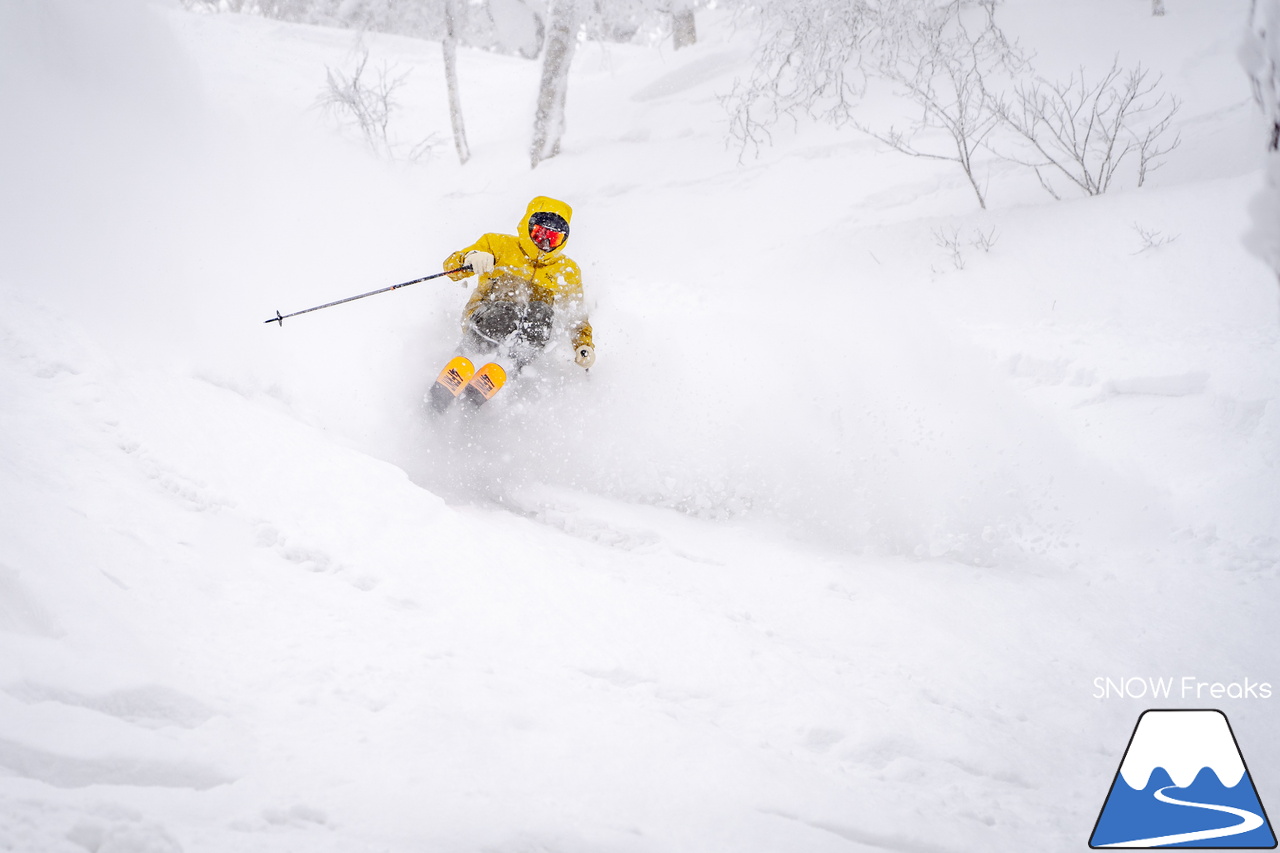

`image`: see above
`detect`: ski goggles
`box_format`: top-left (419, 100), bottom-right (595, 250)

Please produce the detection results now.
top-left (528, 211), bottom-right (569, 252)
top-left (529, 222), bottom-right (567, 251)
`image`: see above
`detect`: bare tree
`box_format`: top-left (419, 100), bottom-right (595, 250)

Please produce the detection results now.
top-left (318, 48), bottom-right (405, 159)
top-left (722, 0), bottom-right (1022, 208)
top-left (317, 47), bottom-right (440, 161)
top-left (855, 0), bottom-right (1024, 210)
top-left (1152, 0), bottom-right (1166, 16)
top-left (931, 224), bottom-right (998, 270)
top-left (722, 0), bottom-right (874, 158)
top-left (990, 60), bottom-right (1181, 198)
top-left (531, 0), bottom-right (583, 168)
top-left (1131, 222), bottom-right (1178, 252)
top-left (442, 0), bottom-right (471, 164)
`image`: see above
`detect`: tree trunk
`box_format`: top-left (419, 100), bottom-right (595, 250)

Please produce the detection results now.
top-left (530, 0), bottom-right (580, 168)
top-left (1152, 0), bottom-right (1166, 15)
top-left (443, 0), bottom-right (471, 164)
top-left (672, 4), bottom-right (696, 50)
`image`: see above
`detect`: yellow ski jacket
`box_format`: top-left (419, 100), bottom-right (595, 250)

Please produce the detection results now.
top-left (444, 196), bottom-right (593, 350)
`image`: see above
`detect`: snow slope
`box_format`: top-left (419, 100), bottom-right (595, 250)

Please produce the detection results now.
top-left (1, 0), bottom-right (1277, 851)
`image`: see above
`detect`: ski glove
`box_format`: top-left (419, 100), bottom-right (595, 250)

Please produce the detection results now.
top-left (574, 345), bottom-right (596, 369)
top-left (464, 250), bottom-right (495, 275)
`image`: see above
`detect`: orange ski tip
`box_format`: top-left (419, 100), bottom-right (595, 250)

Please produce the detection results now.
top-left (466, 362), bottom-right (507, 401)
top-left (435, 356), bottom-right (475, 396)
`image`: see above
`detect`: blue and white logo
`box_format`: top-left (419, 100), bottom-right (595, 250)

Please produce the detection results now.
top-left (1090, 709), bottom-right (1276, 848)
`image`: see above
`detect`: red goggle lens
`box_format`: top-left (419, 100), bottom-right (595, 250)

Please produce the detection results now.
top-left (530, 223), bottom-right (567, 251)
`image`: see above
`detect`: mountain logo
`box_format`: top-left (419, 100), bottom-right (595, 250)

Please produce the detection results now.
top-left (1090, 709), bottom-right (1276, 848)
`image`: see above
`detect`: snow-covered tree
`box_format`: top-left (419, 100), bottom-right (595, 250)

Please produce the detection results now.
top-left (723, 0), bottom-right (1020, 199)
top-left (1242, 0), bottom-right (1280, 285)
top-left (531, 0), bottom-right (582, 168)
top-left (193, 0), bottom-right (701, 169)
top-left (258, 0), bottom-right (446, 38)
top-left (442, 0), bottom-right (471, 164)
top-left (671, 0), bottom-right (697, 49)
top-left (727, 0), bottom-right (1185, 209)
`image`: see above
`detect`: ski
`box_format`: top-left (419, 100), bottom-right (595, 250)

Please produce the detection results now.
top-left (462, 362), bottom-right (507, 406)
top-left (428, 355), bottom-right (475, 413)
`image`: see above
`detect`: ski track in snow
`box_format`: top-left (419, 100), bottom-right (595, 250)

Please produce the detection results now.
top-left (2, 0), bottom-right (1279, 851)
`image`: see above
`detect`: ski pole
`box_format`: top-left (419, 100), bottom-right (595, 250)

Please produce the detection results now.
top-left (264, 266), bottom-right (472, 326)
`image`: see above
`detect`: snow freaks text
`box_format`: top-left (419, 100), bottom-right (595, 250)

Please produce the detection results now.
top-left (1093, 677), bottom-right (1274, 701)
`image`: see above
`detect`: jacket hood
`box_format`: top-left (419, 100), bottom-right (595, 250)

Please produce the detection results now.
top-left (518, 196), bottom-right (573, 260)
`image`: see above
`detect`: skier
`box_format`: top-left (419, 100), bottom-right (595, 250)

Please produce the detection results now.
top-left (428, 196), bottom-right (595, 411)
